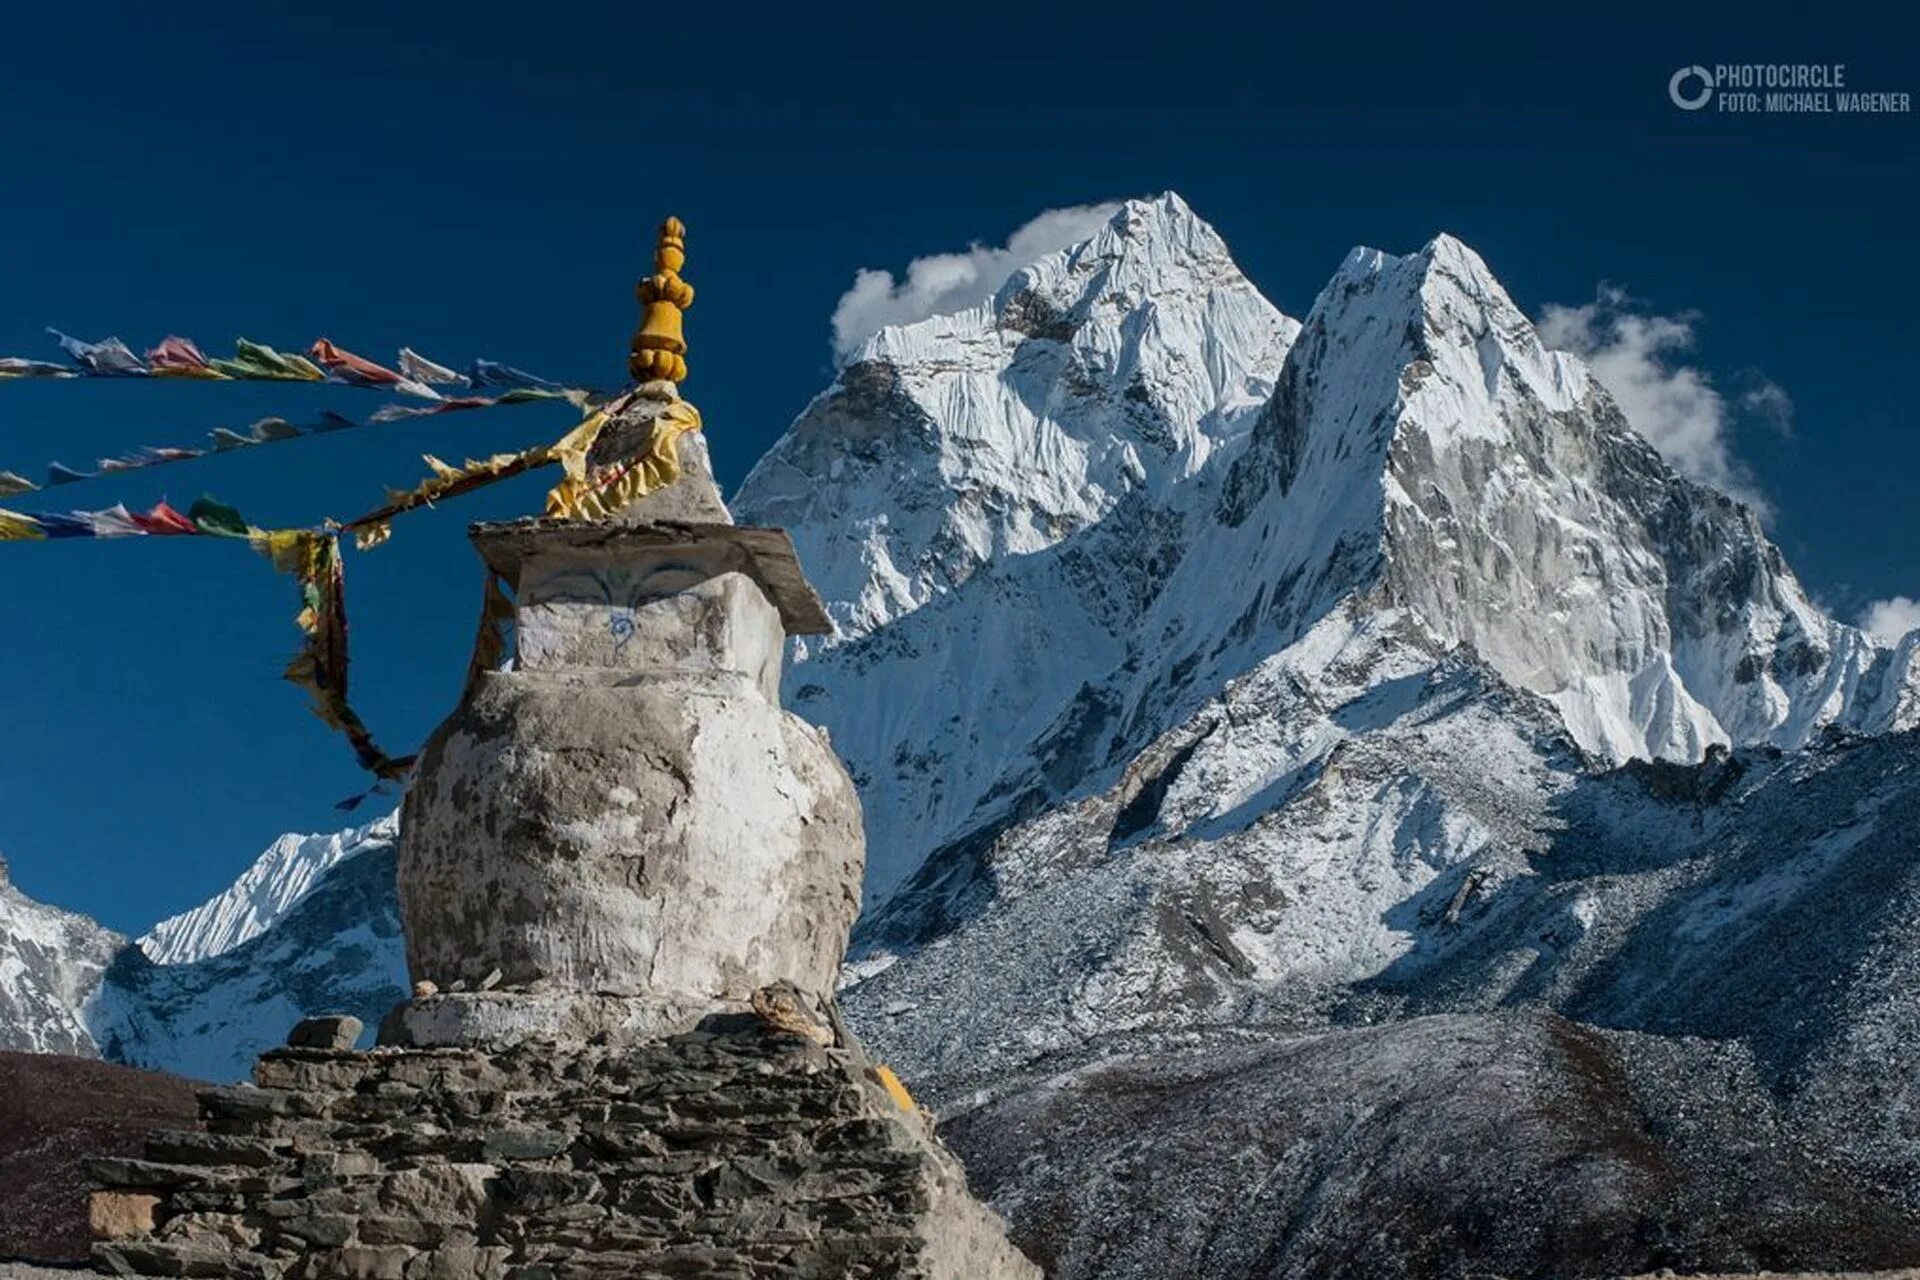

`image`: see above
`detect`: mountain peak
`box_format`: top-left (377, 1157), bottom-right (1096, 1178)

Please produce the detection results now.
top-left (137, 813), bottom-right (398, 966)
top-left (738, 195), bottom-right (1296, 650)
top-left (1256, 231), bottom-right (1900, 761)
top-left (846, 190), bottom-right (1254, 372)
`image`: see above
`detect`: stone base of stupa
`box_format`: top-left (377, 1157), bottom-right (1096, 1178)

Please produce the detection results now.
top-left (90, 1021), bottom-right (1040, 1280)
top-left (378, 990), bottom-right (751, 1052)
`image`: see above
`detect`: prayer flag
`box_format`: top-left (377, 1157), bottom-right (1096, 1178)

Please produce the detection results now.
top-left (130, 501), bottom-right (199, 535)
top-left (143, 446), bottom-right (205, 463)
top-left (309, 339), bottom-right (403, 387)
top-left (0, 509), bottom-right (45, 540)
top-left (249, 417), bottom-right (305, 442)
top-left (496, 387), bottom-right (572, 405)
top-left (47, 329), bottom-right (147, 376)
top-left (88, 504), bottom-right (144, 538)
top-left (211, 338), bottom-right (326, 382)
top-left (468, 359), bottom-right (558, 391)
top-left (146, 336), bottom-right (226, 379)
top-left (368, 402), bottom-right (436, 424)
top-left (397, 347), bottom-right (468, 388)
top-left (34, 512), bottom-right (98, 538)
top-left (0, 357), bottom-right (75, 378)
top-left (188, 496), bottom-right (251, 538)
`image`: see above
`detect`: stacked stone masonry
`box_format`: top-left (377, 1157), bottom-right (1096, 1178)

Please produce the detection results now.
top-left (91, 1025), bottom-right (1037, 1280)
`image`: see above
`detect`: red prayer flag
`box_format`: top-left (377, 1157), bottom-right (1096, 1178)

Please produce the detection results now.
top-left (146, 336), bottom-right (218, 377)
top-left (309, 339), bottom-right (402, 386)
top-left (131, 501), bottom-right (200, 535)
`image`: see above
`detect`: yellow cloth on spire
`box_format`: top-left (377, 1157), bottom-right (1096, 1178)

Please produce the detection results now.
top-left (545, 400), bottom-right (702, 520)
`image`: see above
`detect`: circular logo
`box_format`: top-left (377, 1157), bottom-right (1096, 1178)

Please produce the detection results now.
top-left (1670, 65), bottom-right (1714, 110)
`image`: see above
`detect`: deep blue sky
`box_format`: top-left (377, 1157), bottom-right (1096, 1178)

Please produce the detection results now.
top-left (1, 3), bottom-right (1912, 933)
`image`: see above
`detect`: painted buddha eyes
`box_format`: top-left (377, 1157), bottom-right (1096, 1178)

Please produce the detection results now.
top-left (608, 612), bottom-right (637, 653)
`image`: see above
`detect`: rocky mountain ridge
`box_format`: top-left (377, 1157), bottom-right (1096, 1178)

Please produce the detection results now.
top-left (0, 857), bottom-right (121, 1058)
top-left (136, 814), bottom-right (398, 966)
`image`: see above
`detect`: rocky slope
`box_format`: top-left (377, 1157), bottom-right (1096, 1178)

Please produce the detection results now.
top-left (944, 1012), bottom-right (1920, 1280)
top-left (0, 1050), bottom-right (199, 1264)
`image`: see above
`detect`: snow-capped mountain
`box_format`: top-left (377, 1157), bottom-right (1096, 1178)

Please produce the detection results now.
top-left (89, 836), bottom-right (406, 1082)
top-left (137, 814), bottom-right (398, 965)
top-left (1304, 235), bottom-right (1911, 758)
top-left (735, 195), bottom-right (1915, 911)
top-left (0, 819), bottom-right (404, 1079)
top-left (0, 855), bottom-right (122, 1056)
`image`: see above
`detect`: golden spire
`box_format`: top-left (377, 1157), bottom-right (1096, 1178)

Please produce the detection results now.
top-left (629, 216), bottom-right (694, 384)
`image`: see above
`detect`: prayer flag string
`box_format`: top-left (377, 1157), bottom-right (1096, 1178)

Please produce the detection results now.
top-left (3, 331), bottom-right (591, 403)
top-left (0, 390), bottom-right (703, 793)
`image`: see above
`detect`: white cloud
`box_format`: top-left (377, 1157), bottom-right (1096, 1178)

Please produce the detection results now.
top-left (1538, 286), bottom-right (1774, 517)
top-left (1860, 596), bottom-right (1920, 647)
top-left (830, 202), bottom-right (1123, 361)
top-left (1739, 378), bottom-right (1795, 436)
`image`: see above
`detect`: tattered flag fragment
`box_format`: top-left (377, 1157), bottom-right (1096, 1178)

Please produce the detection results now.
top-left (0, 357), bottom-right (75, 378)
top-left (130, 501), bottom-right (200, 535)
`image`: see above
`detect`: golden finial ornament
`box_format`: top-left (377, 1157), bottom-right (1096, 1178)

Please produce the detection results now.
top-left (630, 216), bottom-right (694, 384)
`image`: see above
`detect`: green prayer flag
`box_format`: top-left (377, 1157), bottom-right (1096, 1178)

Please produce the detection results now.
top-left (210, 338), bottom-right (326, 382)
top-left (188, 496), bottom-right (251, 537)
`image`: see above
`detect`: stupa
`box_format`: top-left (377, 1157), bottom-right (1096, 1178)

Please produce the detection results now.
top-left (88, 221), bottom-right (1040, 1280)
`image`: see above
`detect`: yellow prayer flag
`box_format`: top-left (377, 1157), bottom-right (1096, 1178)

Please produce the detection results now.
top-left (0, 509), bottom-right (47, 541)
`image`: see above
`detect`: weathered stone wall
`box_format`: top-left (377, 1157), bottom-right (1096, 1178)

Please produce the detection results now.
top-left (90, 1023), bottom-right (1037, 1279)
